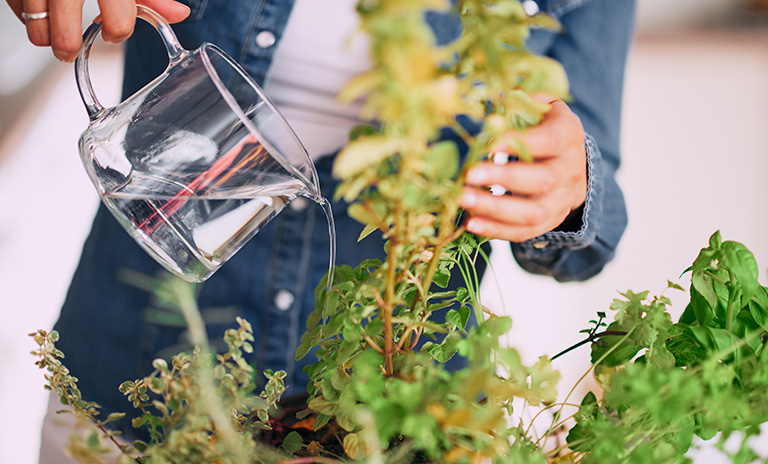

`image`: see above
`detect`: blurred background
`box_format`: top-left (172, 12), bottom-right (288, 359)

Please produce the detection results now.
top-left (1, 0), bottom-right (767, 462)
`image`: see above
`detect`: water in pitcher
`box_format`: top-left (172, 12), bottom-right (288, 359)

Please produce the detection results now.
top-left (103, 171), bottom-right (310, 282)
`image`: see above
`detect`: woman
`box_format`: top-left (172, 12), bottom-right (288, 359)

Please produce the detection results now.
top-left (7, 0), bottom-right (635, 458)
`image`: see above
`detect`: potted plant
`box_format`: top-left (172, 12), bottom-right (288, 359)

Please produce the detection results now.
top-left (32, 0), bottom-right (768, 462)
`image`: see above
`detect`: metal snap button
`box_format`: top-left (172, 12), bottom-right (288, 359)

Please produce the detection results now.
top-left (255, 30), bottom-right (277, 49)
top-left (274, 289), bottom-right (295, 311)
top-left (522, 0), bottom-right (540, 15)
top-left (290, 197), bottom-right (309, 212)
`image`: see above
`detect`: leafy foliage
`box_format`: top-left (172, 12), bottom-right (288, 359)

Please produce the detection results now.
top-left (32, 285), bottom-right (290, 463)
top-left (296, 0), bottom-right (572, 458)
top-left (31, 0), bottom-right (768, 462)
top-left (567, 231), bottom-right (768, 463)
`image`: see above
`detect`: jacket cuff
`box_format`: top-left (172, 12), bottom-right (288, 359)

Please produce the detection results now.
top-left (512, 132), bottom-right (603, 260)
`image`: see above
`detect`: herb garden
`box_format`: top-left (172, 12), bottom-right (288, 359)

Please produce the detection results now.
top-left (32, 0), bottom-right (768, 462)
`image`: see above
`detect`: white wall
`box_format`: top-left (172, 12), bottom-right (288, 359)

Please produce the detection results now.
top-left (635, 0), bottom-right (739, 32)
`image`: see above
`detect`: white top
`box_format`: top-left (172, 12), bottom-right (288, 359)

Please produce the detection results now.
top-left (262, 0), bottom-right (372, 160)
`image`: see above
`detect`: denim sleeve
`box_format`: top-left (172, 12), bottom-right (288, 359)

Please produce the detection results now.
top-left (510, 0), bottom-right (636, 282)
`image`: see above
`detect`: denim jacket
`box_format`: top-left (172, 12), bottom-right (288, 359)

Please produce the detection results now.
top-left (54, 0), bottom-right (636, 438)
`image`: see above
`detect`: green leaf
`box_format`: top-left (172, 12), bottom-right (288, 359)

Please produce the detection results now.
top-left (679, 303), bottom-right (696, 325)
top-left (566, 422), bottom-right (597, 453)
top-left (721, 240), bottom-right (759, 305)
top-left (732, 309), bottom-right (763, 354)
top-left (295, 329), bottom-right (319, 361)
top-left (667, 280), bottom-right (685, 291)
top-left (575, 391), bottom-right (599, 422)
top-left (748, 286), bottom-right (768, 331)
top-left (691, 235), bottom-right (721, 309)
top-left (423, 141), bottom-right (459, 180)
top-left (104, 412), bottom-right (126, 424)
top-left (314, 413), bottom-right (332, 431)
top-left (513, 54), bottom-right (570, 100)
top-left (348, 124), bottom-right (378, 141)
top-left (133, 440), bottom-right (149, 453)
top-left (87, 431), bottom-right (100, 448)
top-left (689, 285), bottom-right (717, 327)
top-left (694, 411), bottom-right (719, 441)
top-left (423, 333), bottom-right (459, 363)
top-left (445, 309), bottom-right (463, 330)
top-left (309, 396), bottom-right (337, 416)
top-left (132, 416), bottom-right (147, 429)
top-left (282, 431), bottom-right (303, 454)
top-left (670, 415), bottom-right (695, 453)
top-left (459, 305), bottom-right (471, 329)
top-left (433, 268), bottom-right (451, 288)
top-left (347, 203), bottom-right (381, 228)
top-left (666, 330), bottom-right (706, 367)
top-left (479, 315), bottom-right (513, 337)
top-left (456, 287), bottom-right (469, 303)
top-left (358, 223), bottom-right (378, 242)
top-left (685, 326), bottom-right (753, 362)
top-left (590, 323), bottom-right (639, 367)
top-left (333, 135), bottom-right (407, 179)
top-left (118, 381), bottom-right (135, 393)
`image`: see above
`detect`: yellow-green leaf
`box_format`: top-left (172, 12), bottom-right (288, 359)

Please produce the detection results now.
top-left (333, 136), bottom-right (407, 179)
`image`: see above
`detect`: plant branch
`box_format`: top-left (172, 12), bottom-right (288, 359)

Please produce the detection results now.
top-left (550, 330), bottom-right (629, 361)
top-left (365, 336), bottom-right (385, 354)
top-left (383, 212), bottom-right (401, 375)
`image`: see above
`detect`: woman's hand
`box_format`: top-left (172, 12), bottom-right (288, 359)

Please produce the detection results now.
top-left (5, 0), bottom-right (190, 62)
top-left (460, 96), bottom-right (588, 243)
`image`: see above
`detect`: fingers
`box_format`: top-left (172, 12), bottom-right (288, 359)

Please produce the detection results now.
top-left (92, 0), bottom-right (191, 47)
top-left (96, 0), bottom-right (137, 43)
top-left (459, 97), bottom-right (588, 242)
top-left (460, 186), bottom-right (572, 242)
top-left (11, 0), bottom-right (190, 62)
top-left (141, 0), bottom-right (190, 23)
top-left (6, 0), bottom-right (23, 20)
top-left (491, 99), bottom-right (584, 159)
top-left (465, 217), bottom-right (552, 244)
top-left (465, 160), bottom-right (558, 197)
top-left (22, 0), bottom-right (50, 46)
top-left (49, 0), bottom-right (85, 61)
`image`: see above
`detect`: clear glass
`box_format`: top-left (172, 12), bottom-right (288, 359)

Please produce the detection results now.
top-left (75, 6), bottom-right (322, 282)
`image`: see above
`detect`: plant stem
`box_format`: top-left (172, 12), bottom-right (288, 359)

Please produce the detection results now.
top-left (365, 336), bottom-right (385, 354)
top-left (383, 220), bottom-right (399, 375)
top-left (550, 330), bottom-right (629, 361)
top-left (544, 329), bottom-right (635, 450)
top-left (726, 274), bottom-right (738, 332)
top-left (171, 278), bottom-right (250, 463)
top-left (92, 414), bottom-right (139, 461)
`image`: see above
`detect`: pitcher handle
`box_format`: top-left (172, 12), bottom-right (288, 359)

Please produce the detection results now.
top-left (75, 5), bottom-right (186, 121)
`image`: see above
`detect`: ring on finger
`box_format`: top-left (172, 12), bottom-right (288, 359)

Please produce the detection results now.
top-left (22, 11), bottom-right (49, 20)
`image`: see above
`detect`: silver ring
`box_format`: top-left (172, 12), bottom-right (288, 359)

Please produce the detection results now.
top-left (21, 11), bottom-right (49, 21)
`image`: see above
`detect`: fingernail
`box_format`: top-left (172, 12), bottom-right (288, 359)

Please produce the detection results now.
top-left (53, 50), bottom-right (75, 63)
top-left (461, 191), bottom-right (477, 207)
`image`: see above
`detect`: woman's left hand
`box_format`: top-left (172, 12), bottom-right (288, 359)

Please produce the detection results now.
top-left (459, 96), bottom-right (588, 243)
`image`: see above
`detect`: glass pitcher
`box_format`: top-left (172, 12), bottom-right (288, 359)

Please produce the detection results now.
top-left (75, 5), bottom-right (321, 283)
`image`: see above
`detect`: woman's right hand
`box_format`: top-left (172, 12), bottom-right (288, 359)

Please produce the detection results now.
top-left (5, 0), bottom-right (190, 62)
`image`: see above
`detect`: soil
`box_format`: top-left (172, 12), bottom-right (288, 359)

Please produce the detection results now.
top-left (257, 393), bottom-right (431, 462)
top-left (259, 393), bottom-right (347, 459)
